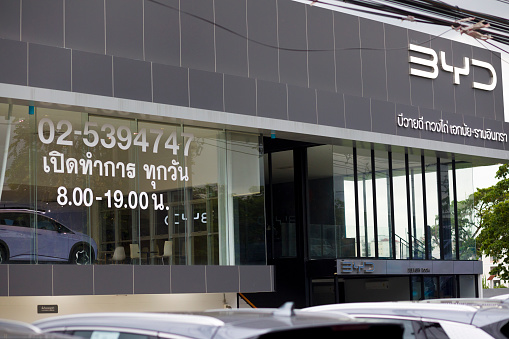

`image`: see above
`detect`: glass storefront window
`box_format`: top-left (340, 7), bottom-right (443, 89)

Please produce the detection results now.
top-left (308, 145), bottom-right (336, 259)
top-left (227, 132), bottom-right (265, 265)
top-left (333, 145), bottom-right (356, 258)
top-left (392, 152), bottom-right (409, 259)
top-left (374, 150), bottom-right (392, 258)
top-left (408, 154), bottom-right (425, 259)
top-left (425, 156), bottom-right (440, 260)
top-left (440, 159), bottom-right (454, 260)
top-left (271, 150), bottom-right (296, 258)
top-left (357, 148), bottom-right (375, 258)
top-left (0, 104), bottom-right (265, 266)
top-left (456, 163), bottom-right (476, 260)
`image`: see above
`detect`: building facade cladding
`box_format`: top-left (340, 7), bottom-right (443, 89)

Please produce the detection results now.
top-left (0, 0), bottom-right (506, 301)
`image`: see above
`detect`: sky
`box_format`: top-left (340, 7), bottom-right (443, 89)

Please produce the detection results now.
top-left (294, 0), bottom-right (508, 190)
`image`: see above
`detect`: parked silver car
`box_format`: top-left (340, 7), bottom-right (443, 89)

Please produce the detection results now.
top-left (33, 303), bottom-right (404, 339)
top-left (304, 301), bottom-right (509, 339)
top-left (0, 209), bottom-right (97, 264)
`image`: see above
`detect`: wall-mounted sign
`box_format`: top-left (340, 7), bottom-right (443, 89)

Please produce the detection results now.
top-left (337, 259), bottom-right (482, 275)
top-left (397, 113), bottom-right (507, 143)
top-left (37, 305), bottom-right (58, 313)
top-left (339, 260), bottom-right (375, 274)
top-left (409, 44), bottom-right (497, 91)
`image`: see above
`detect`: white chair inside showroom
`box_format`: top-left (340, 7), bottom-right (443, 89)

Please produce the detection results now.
top-left (130, 244), bottom-right (141, 264)
top-left (160, 241), bottom-right (173, 265)
top-left (111, 246), bottom-right (126, 264)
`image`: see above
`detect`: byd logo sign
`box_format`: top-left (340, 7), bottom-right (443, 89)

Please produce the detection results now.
top-left (408, 43), bottom-right (497, 91)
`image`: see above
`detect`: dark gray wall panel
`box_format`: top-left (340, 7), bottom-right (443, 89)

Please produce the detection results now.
top-left (171, 265), bottom-right (206, 293)
top-left (359, 18), bottom-right (387, 101)
top-left (385, 25), bottom-right (410, 106)
top-left (257, 80), bottom-right (287, 120)
top-left (72, 50), bottom-right (113, 97)
top-left (396, 103), bottom-right (419, 138)
top-left (106, 0), bottom-right (143, 60)
top-left (371, 99), bottom-right (395, 135)
top-left (0, 0), bottom-right (20, 40)
top-left (0, 266), bottom-right (7, 296)
top-left (113, 57), bottom-right (151, 102)
top-left (277, 0), bottom-right (307, 87)
top-left (442, 111), bottom-right (465, 145)
top-left (10, 265), bottom-right (52, 296)
top-left (215, 0), bottom-right (248, 77)
top-left (335, 12), bottom-right (362, 97)
top-left (189, 70), bottom-right (223, 112)
top-left (240, 266), bottom-right (273, 292)
top-left (22, 0), bottom-right (63, 47)
top-left (65, 0), bottom-right (105, 54)
top-left (491, 51), bottom-right (504, 122)
top-left (288, 85), bottom-right (316, 124)
top-left (134, 266), bottom-right (170, 294)
top-left (472, 47), bottom-right (495, 120)
top-left (94, 265), bottom-right (133, 295)
top-left (247, 0), bottom-right (279, 82)
top-left (144, 0), bottom-right (180, 66)
top-left (317, 90), bottom-right (344, 128)
top-left (29, 43), bottom-right (71, 91)
top-left (484, 118), bottom-right (505, 150)
top-left (307, 6), bottom-right (335, 92)
top-left (408, 31), bottom-right (433, 110)
top-left (463, 115), bottom-right (485, 148)
top-left (420, 107), bottom-right (442, 142)
top-left (452, 42), bottom-right (474, 116)
top-left (344, 95), bottom-right (370, 131)
top-left (181, 0), bottom-right (215, 72)
top-left (431, 37), bottom-right (455, 113)
top-left (0, 39), bottom-right (27, 86)
top-left (153, 64), bottom-right (189, 107)
top-left (224, 75), bottom-right (256, 116)
top-left (206, 266), bottom-right (239, 293)
top-left (53, 265), bottom-right (93, 296)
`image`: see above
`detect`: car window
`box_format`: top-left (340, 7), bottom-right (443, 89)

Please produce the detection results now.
top-left (37, 215), bottom-right (57, 231)
top-left (0, 212), bottom-right (30, 228)
top-left (355, 316), bottom-right (425, 339)
top-left (421, 322), bottom-right (449, 339)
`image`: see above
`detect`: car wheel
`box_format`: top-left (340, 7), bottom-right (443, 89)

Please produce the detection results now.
top-left (0, 245), bottom-right (8, 264)
top-left (70, 244), bottom-right (93, 265)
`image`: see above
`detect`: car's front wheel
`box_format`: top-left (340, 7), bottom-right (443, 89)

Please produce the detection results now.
top-left (69, 244), bottom-right (94, 265)
top-left (0, 245), bottom-right (8, 264)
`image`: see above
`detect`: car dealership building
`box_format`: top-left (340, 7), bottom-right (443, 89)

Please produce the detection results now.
top-left (0, 0), bottom-right (507, 319)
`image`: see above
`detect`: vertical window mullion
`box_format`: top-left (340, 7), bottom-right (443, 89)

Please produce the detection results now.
top-left (353, 147), bottom-right (360, 258)
top-left (421, 155), bottom-right (429, 260)
top-left (453, 159), bottom-right (459, 260)
top-left (405, 152), bottom-right (412, 259)
top-left (389, 151), bottom-right (396, 259)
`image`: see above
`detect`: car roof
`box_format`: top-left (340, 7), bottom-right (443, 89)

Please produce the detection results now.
top-left (34, 303), bottom-right (404, 339)
top-left (304, 301), bottom-right (509, 333)
top-left (303, 302), bottom-right (480, 324)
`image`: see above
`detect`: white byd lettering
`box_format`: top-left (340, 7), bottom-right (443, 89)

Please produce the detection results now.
top-left (408, 43), bottom-right (497, 91)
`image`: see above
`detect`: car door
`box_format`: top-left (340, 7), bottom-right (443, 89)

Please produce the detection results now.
top-left (36, 215), bottom-right (69, 261)
top-left (0, 212), bottom-right (33, 261)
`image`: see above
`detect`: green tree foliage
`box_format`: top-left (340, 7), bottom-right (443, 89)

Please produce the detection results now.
top-left (475, 164), bottom-right (509, 280)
